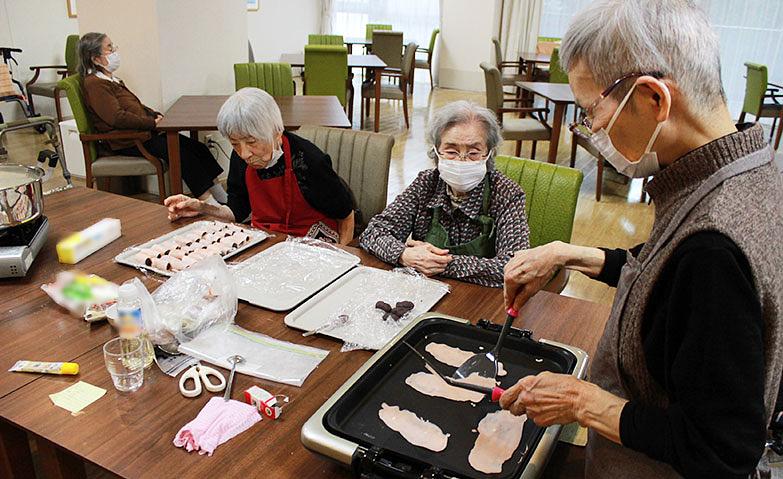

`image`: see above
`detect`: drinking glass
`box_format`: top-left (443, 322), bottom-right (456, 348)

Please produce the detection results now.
top-left (103, 337), bottom-right (144, 392)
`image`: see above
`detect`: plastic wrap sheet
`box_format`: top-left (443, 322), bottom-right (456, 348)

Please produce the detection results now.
top-left (332, 268), bottom-right (451, 352)
top-left (178, 323), bottom-right (329, 387)
top-left (232, 237), bottom-right (360, 311)
top-left (146, 255), bottom-right (238, 348)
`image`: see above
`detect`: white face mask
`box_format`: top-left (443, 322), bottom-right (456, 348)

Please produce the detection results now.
top-left (436, 156), bottom-right (488, 193)
top-left (590, 83), bottom-right (665, 178)
top-left (263, 143), bottom-right (283, 170)
top-left (104, 51), bottom-right (121, 73)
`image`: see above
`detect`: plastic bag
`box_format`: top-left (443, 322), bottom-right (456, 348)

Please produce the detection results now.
top-left (146, 255), bottom-right (237, 348)
top-left (41, 271), bottom-right (118, 321)
top-left (178, 323), bottom-right (329, 387)
top-left (331, 267), bottom-right (451, 352)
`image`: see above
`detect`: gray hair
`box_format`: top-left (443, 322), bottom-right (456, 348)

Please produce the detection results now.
top-left (217, 87), bottom-right (284, 144)
top-left (560, 0), bottom-right (725, 116)
top-left (77, 32), bottom-right (106, 76)
top-left (426, 100), bottom-right (502, 168)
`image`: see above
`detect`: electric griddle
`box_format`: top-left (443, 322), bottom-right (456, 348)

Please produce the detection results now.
top-left (302, 313), bottom-right (588, 479)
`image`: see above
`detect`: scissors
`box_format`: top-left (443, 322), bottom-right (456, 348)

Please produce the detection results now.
top-left (178, 362), bottom-right (226, 398)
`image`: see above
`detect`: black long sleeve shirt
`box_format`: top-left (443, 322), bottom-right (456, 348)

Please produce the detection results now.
top-left (226, 131), bottom-right (353, 223)
top-left (596, 231), bottom-right (766, 478)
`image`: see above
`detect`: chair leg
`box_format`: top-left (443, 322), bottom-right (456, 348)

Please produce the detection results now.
top-left (775, 111), bottom-right (783, 150)
top-left (410, 70), bottom-right (415, 96)
top-left (570, 135), bottom-right (578, 168)
top-left (360, 95), bottom-right (365, 129)
top-left (596, 158), bottom-right (604, 201)
top-left (82, 143), bottom-right (94, 188)
top-left (770, 116), bottom-right (778, 142)
top-left (54, 88), bottom-right (64, 123)
top-left (99, 177), bottom-right (111, 192)
top-left (738, 111), bottom-right (746, 123)
top-left (530, 141), bottom-right (537, 159)
top-left (402, 85), bottom-right (410, 129)
top-left (515, 141), bottom-right (521, 157)
top-left (429, 67), bottom-right (433, 88)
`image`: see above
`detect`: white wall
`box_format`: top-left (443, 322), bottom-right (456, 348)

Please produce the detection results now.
top-left (246, 0), bottom-right (320, 63)
top-left (438, 0), bottom-right (498, 91)
top-left (0, 0), bottom-right (78, 121)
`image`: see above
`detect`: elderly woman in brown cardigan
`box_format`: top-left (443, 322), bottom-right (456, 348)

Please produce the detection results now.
top-left (78, 32), bottom-right (226, 204)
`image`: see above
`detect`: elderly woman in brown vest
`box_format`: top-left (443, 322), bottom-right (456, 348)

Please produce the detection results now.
top-left (499, 1), bottom-right (783, 477)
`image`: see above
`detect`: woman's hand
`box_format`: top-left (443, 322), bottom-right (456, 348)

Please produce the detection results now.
top-left (164, 194), bottom-right (203, 221)
top-left (400, 239), bottom-right (453, 276)
top-left (503, 242), bottom-right (565, 311)
top-left (500, 371), bottom-right (627, 444)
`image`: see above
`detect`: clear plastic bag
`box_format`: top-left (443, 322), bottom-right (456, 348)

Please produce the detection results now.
top-left (146, 255), bottom-right (237, 348)
top-left (330, 267), bottom-right (451, 352)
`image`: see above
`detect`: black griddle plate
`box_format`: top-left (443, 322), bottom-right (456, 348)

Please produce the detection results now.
top-left (323, 316), bottom-right (577, 479)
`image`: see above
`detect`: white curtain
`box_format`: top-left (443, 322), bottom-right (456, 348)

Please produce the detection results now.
top-left (500, 0), bottom-right (543, 62)
top-left (320, 0), bottom-right (335, 34)
top-left (327, 0), bottom-right (439, 47)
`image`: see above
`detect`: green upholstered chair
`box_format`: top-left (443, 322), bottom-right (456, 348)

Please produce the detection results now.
top-left (495, 154), bottom-right (583, 292)
top-left (495, 154), bottom-right (582, 247)
top-left (481, 62), bottom-right (551, 158)
top-left (414, 28), bottom-right (439, 91)
top-left (365, 23), bottom-right (392, 41)
top-left (360, 42), bottom-right (417, 130)
top-left (57, 75), bottom-right (167, 203)
top-left (233, 62), bottom-right (295, 95)
top-left (308, 34), bottom-right (344, 45)
top-left (548, 48), bottom-right (568, 84)
top-left (26, 34), bottom-right (80, 122)
top-left (296, 126), bottom-right (394, 232)
top-left (304, 45), bottom-right (352, 119)
top-left (739, 62), bottom-right (783, 149)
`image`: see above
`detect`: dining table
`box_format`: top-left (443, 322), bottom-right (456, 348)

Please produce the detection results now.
top-left (515, 81), bottom-right (576, 164)
top-left (0, 187), bottom-right (611, 479)
top-left (280, 53), bottom-right (387, 134)
top-left (155, 95), bottom-right (351, 196)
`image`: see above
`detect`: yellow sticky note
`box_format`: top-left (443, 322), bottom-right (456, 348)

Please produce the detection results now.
top-left (49, 381), bottom-right (106, 415)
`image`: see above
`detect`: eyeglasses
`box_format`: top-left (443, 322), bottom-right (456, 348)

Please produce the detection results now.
top-left (570, 71), bottom-right (662, 134)
top-left (106, 43), bottom-right (119, 53)
top-left (434, 146), bottom-right (492, 162)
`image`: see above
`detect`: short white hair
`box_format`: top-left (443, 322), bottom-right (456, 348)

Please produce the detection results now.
top-left (426, 100), bottom-right (502, 169)
top-left (560, 0), bottom-right (725, 116)
top-left (217, 87), bottom-right (284, 144)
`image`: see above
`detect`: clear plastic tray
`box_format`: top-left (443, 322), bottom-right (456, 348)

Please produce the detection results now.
top-left (232, 239), bottom-right (360, 311)
top-left (114, 220), bottom-right (270, 276)
top-left (284, 266), bottom-right (450, 350)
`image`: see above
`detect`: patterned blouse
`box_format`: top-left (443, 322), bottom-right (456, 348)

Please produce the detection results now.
top-left (359, 168), bottom-right (530, 287)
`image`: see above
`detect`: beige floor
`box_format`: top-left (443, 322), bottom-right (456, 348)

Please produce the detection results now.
top-left (1, 72), bottom-right (656, 306)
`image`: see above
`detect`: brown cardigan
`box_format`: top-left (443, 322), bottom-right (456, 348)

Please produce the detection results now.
top-left (82, 74), bottom-right (161, 150)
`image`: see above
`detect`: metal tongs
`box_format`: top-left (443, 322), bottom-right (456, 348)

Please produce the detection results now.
top-left (402, 341), bottom-right (505, 402)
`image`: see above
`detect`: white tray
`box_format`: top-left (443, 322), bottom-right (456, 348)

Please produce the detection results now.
top-left (284, 266), bottom-right (449, 349)
top-left (114, 220), bottom-right (269, 276)
top-left (232, 241), bottom-right (360, 311)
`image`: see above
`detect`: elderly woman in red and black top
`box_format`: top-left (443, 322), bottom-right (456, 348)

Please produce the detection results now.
top-left (165, 88), bottom-right (354, 244)
top-left (359, 101), bottom-right (529, 287)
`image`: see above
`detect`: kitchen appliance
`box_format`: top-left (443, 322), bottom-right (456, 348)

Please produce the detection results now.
top-left (1, 165), bottom-right (48, 278)
top-left (302, 313), bottom-right (588, 479)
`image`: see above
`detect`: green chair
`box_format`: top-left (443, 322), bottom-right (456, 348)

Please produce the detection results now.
top-left (26, 34), bottom-right (80, 122)
top-left (481, 62), bottom-right (551, 158)
top-left (304, 45), bottom-right (352, 119)
top-left (414, 28), bottom-right (439, 91)
top-left (739, 62), bottom-right (783, 150)
top-left (296, 126), bottom-right (395, 233)
top-left (233, 62), bottom-right (295, 95)
top-left (548, 48), bottom-right (568, 84)
top-left (495, 155), bottom-right (582, 247)
top-left (308, 34), bottom-right (344, 45)
top-left (361, 42), bottom-right (417, 130)
top-left (365, 23), bottom-right (392, 41)
top-left (495, 154), bottom-right (583, 292)
top-left (57, 75), bottom-right (167, 203)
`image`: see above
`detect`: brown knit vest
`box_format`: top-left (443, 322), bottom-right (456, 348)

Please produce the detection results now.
top-left (586, 124), bottom-right (783, 478)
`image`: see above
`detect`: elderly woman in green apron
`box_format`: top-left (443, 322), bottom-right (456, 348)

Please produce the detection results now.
top-left (359, 100), bottom-right (530, 288)
top-left (498, 1), bottom-right (783, 478)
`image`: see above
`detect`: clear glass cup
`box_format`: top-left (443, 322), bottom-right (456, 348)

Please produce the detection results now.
top-left (103, 337), bottom-right (144, 392)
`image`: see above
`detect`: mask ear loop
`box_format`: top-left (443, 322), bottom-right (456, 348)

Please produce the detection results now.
top-left (644, 122), bottom-right (664, 154)
top-left (606, 83), bottom-right (638, 133)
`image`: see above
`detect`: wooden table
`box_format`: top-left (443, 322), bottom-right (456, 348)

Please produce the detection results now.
top-left (519, 52), bottom-right (552, 81)
top-left (516, 82), bottom-right (576, 164)
top-left (0, 187), bottom-right (610, 479)
top-left (343, 37), bottom-right (371, 52)
top-left (156, 95), bottom-right (351, 195)
top-left (280, 53), bottom-right (387, 134)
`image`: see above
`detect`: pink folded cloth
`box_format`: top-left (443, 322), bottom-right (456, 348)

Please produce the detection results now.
top-left (173, 397), bottom-right (261, 456)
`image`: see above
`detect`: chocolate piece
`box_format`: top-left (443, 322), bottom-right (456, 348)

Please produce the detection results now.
top-left (396, 301), bottom-right (414, 311)
top-left (375, 301), bottom-right (392, 312)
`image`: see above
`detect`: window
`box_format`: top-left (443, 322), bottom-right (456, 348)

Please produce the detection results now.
top-left (329, 0), bottom-right (439, 47)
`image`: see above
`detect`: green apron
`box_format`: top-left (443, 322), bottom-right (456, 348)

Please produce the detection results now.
top-left (423, 177), bottom-right (496, 257)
